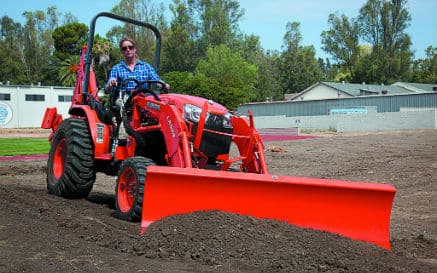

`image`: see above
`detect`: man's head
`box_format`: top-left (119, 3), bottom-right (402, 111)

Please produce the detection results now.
top-left (119, 38), bottom-right (137, 59)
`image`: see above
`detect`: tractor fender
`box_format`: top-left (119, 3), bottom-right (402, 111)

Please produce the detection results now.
top-left (69, 105), bottom-right (112, 159)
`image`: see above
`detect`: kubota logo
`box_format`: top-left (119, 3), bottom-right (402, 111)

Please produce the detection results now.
top-left (166, 116), bottom-right (176, 138)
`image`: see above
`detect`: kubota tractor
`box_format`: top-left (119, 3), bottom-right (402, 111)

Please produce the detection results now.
top-left (41, 12), bottom-right (396, 250)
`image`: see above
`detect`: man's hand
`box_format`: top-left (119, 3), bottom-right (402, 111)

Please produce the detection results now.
top-left (109, 78), bottom-right (117, 87)
top-left (105, 78), bottom-right (118, 94)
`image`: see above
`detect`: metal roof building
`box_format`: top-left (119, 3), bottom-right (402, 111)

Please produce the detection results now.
top-left (237, 82), bottom-right (437, 132)
top-left (240, 82), bottom-right (437, 117)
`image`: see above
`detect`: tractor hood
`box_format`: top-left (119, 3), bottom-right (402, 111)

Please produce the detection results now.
top-left (160, 93), bottom-right (228, 114)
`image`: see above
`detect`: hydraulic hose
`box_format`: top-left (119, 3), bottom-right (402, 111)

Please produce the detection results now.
top-left (121, 109), bottom-right (146, 149)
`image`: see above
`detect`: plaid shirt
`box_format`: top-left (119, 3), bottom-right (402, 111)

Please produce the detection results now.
top-left (107, 60), bottom-right (160, 93)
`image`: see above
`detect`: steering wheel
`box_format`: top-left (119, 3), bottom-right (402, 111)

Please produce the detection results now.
top-left (135, 79), bottom-right (168, 100)
top-left (121, 78), bottom-right (168, 100)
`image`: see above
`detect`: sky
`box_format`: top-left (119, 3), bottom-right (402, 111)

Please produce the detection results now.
top-left (2, 0), bottom-right (436, 60)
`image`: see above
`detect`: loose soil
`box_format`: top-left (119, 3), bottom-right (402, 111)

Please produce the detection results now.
top-left (0, 129), bottom-right (436, 272)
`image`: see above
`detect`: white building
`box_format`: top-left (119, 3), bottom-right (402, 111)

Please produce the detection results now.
top-left (0, 84), bottom-right (73, 128)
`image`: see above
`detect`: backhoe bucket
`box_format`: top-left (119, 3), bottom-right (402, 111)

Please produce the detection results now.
top-left (141, 166), bottom-right (396, 250)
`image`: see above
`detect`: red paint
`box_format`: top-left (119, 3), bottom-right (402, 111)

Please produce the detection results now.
top-left (141, 166), bottom-right (396, 250)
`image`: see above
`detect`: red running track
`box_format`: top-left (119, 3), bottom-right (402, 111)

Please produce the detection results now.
top-left (0, 154), bottom-right (48, 161)
top-left (261, 135), bottom-right (317, 142)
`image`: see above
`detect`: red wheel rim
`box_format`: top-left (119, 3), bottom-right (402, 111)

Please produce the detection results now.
top-left (117, 167), bottom-right (137, 213)
top-left (53, 138), bottom-right (67, 179)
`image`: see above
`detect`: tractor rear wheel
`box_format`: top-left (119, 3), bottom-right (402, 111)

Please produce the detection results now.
top-left (115, 157), bottom-right (155, 221)
top-left (47, 118), bottom-right (96, 198)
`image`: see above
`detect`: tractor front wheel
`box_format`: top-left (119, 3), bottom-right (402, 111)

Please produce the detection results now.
top-left (115, 157), bottom-right (155, 221)
top-left (47, 118), bottom-right (96, 198)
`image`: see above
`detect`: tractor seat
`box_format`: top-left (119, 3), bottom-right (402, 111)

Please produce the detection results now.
top-left (87, 95), bottom-right (113, 125)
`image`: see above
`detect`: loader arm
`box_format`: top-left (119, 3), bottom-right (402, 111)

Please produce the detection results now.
top-left (157, 103), bottom-right (193, 168)
top-left (231, 115), bottom-right (268, 173)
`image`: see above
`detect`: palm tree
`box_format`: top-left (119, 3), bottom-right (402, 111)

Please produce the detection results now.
top-left (59, 55), bottom-right (80, 87)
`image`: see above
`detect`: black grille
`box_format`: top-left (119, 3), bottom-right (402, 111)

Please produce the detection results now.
top-left (206, 114), bottom-right (227, 130)
top-left (193, 113), bottom-right (232, 159)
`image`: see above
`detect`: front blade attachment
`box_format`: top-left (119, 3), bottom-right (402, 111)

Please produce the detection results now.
top-left (141, 166), bottom-right (396, 250)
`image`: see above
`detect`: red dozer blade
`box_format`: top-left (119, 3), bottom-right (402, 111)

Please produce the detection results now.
top-left (141, 166), bottom-right (396, 250)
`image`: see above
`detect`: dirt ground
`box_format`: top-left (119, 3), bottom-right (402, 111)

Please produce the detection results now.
top-left (0, 129), bottom-right (436, 272)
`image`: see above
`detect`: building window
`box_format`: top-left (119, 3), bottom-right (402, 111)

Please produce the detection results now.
top-left (58, 95), bottom-right (72, 102)
top-left (25, 94), bottom-right (45, 101)
top-left (0, 93), bottom-right (11, 101)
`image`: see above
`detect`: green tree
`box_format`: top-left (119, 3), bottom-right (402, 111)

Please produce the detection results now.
top-left (318, 58), bottom-right (338, 81)
top-left (1, 8), bottom-right (78, 85)
top-left (52, 22), bottom-right (88, 61)
top-left (229, 34), bottom-right (281, 101)
top-left (59, 55), bottom-right (80, 86)
top-left (321, 0), bottom-right (413, 84)
top-left (357, 0), bottom-right (413, 83)
top-left (21, 8), bottom-right (58, 83)
top-left (189, 0), bottom-right (244, 55)
top-left (0, 16), bottom-right (26, 83)
top-left (256, 50), bottom-right (283, 101)
top-left (321, 13), bottom-right (359, 78)
top-left (195, 44), bottom-right (257, 109)
top-left (161, 70), bottom-right (193, 92)
top-left (231, 34), bottom-right (262, 65)
top-left (38, 6), bottom-right (62, 86)
top-left (280, 22), bottom-right (323, 93)
top-left (1, 16), bottom-right (22, 48)
top-left (39, 55), bottom-right (61, 86)
top-left (161, 0), bottom-right (198, 73)
top-left (410, 46), bottom-right (437, 83)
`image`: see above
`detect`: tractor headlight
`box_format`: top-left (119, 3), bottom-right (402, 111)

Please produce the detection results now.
top-left (183, 104), bottom-right (202, 122)
top-left (222, 112), bottom-right (233, 129)
top-left (184, 104), bottom-right (233, 129)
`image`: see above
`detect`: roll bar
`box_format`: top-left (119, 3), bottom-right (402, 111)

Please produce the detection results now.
top-left (82, 12), bottom-right (162, 96)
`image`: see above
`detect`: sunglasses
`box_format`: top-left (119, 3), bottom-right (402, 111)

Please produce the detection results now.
top-left (121, 45), bottom-right (135, 51)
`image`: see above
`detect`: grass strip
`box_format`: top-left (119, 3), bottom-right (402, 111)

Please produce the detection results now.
top-left (0, 138), bottom-right (50, 156)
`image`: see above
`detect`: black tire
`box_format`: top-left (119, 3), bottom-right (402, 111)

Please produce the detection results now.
top-left (115, 157), bottom-right (155, 221)
top-left (47, 118), bottom-right (96, 198)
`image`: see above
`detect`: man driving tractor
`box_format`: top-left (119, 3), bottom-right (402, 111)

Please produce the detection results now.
top-left (105, 37), bottom-right (170, 95)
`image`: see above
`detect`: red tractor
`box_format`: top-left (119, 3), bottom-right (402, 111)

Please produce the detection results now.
top-left (42, 12), bottom-right (396, 250)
